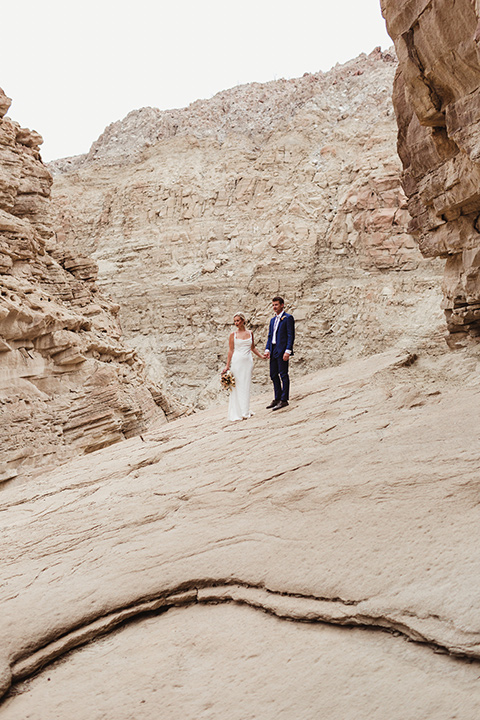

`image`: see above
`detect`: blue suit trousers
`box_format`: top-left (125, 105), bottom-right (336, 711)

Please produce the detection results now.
top-left (270, 352), bottom-right (290, 402)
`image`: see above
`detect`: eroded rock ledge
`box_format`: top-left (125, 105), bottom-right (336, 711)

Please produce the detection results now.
top-left (6, 581), bottom-right (480, 699)
top-left (0, 87), bottom-right (192, 482)
top-left (381, 0), bottom-right (480, 346)
top-left (5, 602), bottom-right (480, 720)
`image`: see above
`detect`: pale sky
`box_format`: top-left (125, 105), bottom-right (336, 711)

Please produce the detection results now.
top-left (3, 0), bottom-right (391, 161)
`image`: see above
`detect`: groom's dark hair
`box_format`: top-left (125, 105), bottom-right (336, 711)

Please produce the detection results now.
top-left (272, 296), bottom-right (284, 305)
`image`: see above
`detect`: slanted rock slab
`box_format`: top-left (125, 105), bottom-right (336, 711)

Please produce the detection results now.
top-left (1, 347), bottom-right (480, 715)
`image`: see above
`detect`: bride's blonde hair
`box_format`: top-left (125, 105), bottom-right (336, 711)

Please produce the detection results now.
top-left (233, 312), bottom-right (246, 322)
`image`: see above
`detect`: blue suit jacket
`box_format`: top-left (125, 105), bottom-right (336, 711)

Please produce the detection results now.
top-left (266, 312), bottom-right (295, 357)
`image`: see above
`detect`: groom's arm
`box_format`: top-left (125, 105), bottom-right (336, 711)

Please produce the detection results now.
top-left (285, 315), bottom-right (295, 356)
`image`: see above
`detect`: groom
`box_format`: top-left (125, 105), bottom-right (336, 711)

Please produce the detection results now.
top-left (264, 296), bottom-right (295, 410)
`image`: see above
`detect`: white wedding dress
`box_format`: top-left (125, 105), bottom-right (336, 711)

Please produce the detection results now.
top-left (228, 332), bottom-right (254, 421)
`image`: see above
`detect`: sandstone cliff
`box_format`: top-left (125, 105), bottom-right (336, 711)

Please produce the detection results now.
top-left (381, 0), bottom-right (480, 347)
top-left (51, 50), bottom-right (444, 409)
top-left (0, 88), bottom-right (173, 483)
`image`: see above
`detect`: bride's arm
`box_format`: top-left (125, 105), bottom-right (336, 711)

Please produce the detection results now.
top-left (250, 331), bottom-right (265, 359)
top-left (222, 333), bottom-right (235, 373)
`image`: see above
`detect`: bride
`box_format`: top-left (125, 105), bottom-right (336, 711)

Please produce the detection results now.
top-left (222, 313), bottom-right (265, 421)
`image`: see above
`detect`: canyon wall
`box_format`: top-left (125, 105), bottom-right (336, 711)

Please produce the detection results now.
top-left (381, 0), bottom-right (480, 347)
top-left (3, 40), bottom-right (480, 719)
top-left (51, 50), bottom-right (444, 409)
top-left (0, 88), bottom-right (174, 483)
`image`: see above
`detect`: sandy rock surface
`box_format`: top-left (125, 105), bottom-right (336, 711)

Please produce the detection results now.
top-left (4, 603), bottom-right (480, 720)
top-left (381, 0), bottom-right (480, 345)
top-left (50, 50), bottom-right (444, 409)
top-left (1, 346), bottom-right (480, 716)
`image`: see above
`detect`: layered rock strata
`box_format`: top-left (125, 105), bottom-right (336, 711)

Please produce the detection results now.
top-left (0, 87), bottom-right (172, 483)
top-left (1, 347), bottom-right (480, 716)
top-left (51, 50), bottom-right (444, 409)
top-left (381, 0), bottom-right (480, 346)
top-left (5, 603), bottom-right (480, 719)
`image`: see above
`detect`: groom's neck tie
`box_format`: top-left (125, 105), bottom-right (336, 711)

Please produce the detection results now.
top-left (272, 313), bottom-right (282, 344)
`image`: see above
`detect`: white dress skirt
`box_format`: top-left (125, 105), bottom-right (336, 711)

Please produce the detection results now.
top-left (228, 332), bottom-right (254, 421)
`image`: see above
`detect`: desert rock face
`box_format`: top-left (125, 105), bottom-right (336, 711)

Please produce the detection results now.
top-left (2, 40), bottom-right (480, 717)
top-left (381, 0), bottom-right (480, 347)
top-left (1, 348), bottom-right (480, 717)
top-left (0, 87), bottom-right (171, 483)
top-left (51, 50), bottom-right (444, 408)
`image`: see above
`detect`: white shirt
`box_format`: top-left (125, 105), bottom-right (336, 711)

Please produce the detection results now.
top-left (272, 311), bottom-right (284, 344)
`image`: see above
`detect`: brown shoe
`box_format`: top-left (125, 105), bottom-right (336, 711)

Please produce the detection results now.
top-left (272, 401), bottom-right (289, 411)
top-left (266, 400), bottom-right (279, 409)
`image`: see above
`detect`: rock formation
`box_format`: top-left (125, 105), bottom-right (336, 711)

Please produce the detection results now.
top-left (1, 347), bottom-right (480, 717)
top-left (0, 87), bottom-right (175, 483)
top-left (381, 0), bottom-right (480, 347)
top-left (2, 37), bottom-right (480, 717)
top-left (50, 50), bottom-right (444, 409)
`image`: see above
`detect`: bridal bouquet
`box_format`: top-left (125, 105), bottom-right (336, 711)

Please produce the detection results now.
top-left (221, 370), bottom-right (235, 391)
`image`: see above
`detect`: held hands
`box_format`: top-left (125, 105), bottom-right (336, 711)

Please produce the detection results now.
top-left (262, 351), bottom-right (289, 360)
